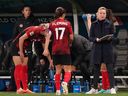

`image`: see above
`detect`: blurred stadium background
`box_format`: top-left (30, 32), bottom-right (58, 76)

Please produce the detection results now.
top-left (0, 0), bottom-right (128, 95)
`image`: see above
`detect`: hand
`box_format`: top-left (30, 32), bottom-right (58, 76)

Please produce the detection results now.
top-left (107, 37), bottom-right (112, 40)
top-left (96, 38), bottom-right (101, 42)
top-left (86, 14), bottom-right (92, 20)
top-left (49, 60), bottom-right (54, 69)
top-left (43, 49), bottom-right (49, 56)
top-left (19, 51), bottom-right (24, 62)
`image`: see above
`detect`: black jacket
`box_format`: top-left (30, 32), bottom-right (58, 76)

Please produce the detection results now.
top-left (71, 35), bottom-right (91, 66)
top-left (71, 34), bottom-right (91, 55)
top-left (90, 19), bottom-right (114, 64)
top-left (12, 16), bottom-right (39, 39)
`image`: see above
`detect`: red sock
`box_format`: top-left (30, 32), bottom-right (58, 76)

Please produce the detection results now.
top-left (55, 74), bottom-right (61, 90)
top-left (105, 71), bottom-right (110, 89)
top-left (64, 72), bottom-right (71, 83)
top-left (101, 71), bottom-right (110, 90)
top-left (21, 65), bottom-right (28, 90)
top-left (14, 64), bottom-right (22, 90)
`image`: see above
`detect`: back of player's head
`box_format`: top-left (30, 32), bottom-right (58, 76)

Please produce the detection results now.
top-left (55, 7), bottom-right (66, 19)
top-left (40, 23), bottom-right (49, 29)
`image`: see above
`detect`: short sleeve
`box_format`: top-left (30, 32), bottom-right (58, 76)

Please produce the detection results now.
top-left (67, 22), bottom-right (73, 34)
top-left (23, 26), bottom-right (35, 37)
top-left (49, 23), bottom-right (52, 31)
top-left (26, 31), bottom-right (35, 37)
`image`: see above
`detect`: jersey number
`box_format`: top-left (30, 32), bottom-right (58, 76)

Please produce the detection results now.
top-left (55, 27), bottom-right (65, 40)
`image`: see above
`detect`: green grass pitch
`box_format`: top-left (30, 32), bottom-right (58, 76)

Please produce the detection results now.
top-left (0, 92), bottom-right (128, 96)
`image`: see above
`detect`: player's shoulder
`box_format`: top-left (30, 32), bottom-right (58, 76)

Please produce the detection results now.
top-left (34, 26), bottom-right (39, 28)
top-left (50, 18), bottom-right (70, 26)
top-left (49, 20), bottom-right (55, 25)
top-left (64, 19), bottom-right (71, 25)
top-left (64, 19), bottom-right (69, 22)
top-left (50, 18), bottom-right (57, 23)
top-left (24, 26), bottom-right (36, 32)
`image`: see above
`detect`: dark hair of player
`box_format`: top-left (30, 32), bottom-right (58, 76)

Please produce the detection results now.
top-left (55, 7), bottom-right (66, 19)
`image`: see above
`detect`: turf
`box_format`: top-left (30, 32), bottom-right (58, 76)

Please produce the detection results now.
top-left (0, 92), bottom-right (128, 96)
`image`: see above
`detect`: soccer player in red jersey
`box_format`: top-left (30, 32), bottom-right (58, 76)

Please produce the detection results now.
top-left (11, 24), bottom-right (51, 94)
top-left (49, 7), bottom-right (74, 95)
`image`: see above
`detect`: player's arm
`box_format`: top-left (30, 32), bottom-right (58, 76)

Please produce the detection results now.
top-left (69, 34), bottom-right (74, 47)
top-left (86, 14), bottom-right (92, 31)
top-left (19, 27), bottom-right (33, 59)
top-left (42, 41), bottom-right (53, 68)
top-left (41, 30), bottom-right (51, 56)
top-left (68, 22), bottom-right (74, 46)
top-left (47, 52), bottom-right (54, 69)
top-left (19, 33), bottom-right (28, 60)
top-left (82, 14), bottom-right (92, 35)
top-left (70, 34), bottom-right (74, 42)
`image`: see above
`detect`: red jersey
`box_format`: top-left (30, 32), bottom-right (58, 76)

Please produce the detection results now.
top-left (25, 26), bottom-right (46, 42)
top-left (25, 26), bottom-right (45, 38)
top-left (14, 26), bottom-right (46, 49)
top-left (49, 18), bottom-right (73, 55)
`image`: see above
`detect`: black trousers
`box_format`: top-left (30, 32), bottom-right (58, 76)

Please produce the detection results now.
top-left (72, 53), bottom-right (91, 86)
top-left (79, 62), bottom-right (90, 83)
top-left (93, 63), bottom-right (115, 89)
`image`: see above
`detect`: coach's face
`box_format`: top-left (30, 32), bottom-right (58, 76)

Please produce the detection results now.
top-left (97, 9), bottom-right (106, 21)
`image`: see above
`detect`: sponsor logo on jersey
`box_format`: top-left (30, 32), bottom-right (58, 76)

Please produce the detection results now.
top-left (30, 31), bottom-right (34, 36)
top-left (19, 24), bottom-right (23, 28)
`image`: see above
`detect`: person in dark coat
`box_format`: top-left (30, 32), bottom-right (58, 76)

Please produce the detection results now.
top-left (86, 7), bottom-right (116, 94)
top-left (84, 9), bottom-right (118, 94)
top-left (70, 34), bottom-right (92, 87)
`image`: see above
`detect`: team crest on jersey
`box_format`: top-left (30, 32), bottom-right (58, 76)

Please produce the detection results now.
top-left (19, 24), bottom-right (23, 28)
top-left (30, 31), bottom-right (34, 36)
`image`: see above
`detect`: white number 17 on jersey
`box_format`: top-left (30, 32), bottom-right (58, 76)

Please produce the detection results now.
top-left (55, 27), bottom-right (65, 40)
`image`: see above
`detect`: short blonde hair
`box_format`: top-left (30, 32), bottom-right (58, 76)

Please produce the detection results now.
top-left (97, 7), bottom-right (107, 12)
